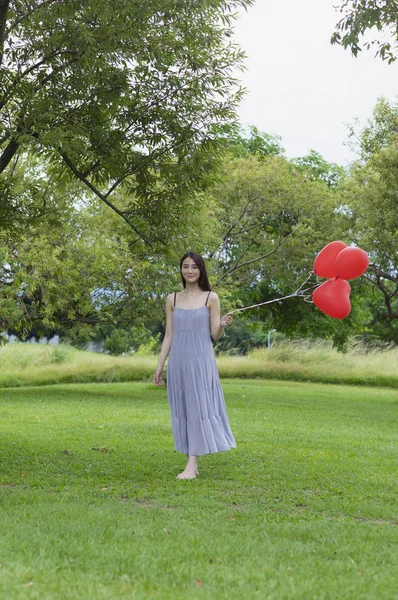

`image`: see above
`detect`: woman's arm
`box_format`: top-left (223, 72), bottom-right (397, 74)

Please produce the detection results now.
top-left (157, 294), bottom-right (174, 369)
top-left (154, 295), bottom-right (173, 385)
top-left (209, 292), bottom-right (233, 341)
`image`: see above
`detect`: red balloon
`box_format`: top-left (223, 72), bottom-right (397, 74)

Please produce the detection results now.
top-left (313, 241), bottom-right (347, 278)
top-left (312, 278), bottom-right (351, 319)
top-left (335, 247), bottom-right (369, 280)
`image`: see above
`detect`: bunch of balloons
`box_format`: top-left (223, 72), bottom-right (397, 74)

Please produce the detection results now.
top-left (312, 241), bottom-right (369, 319)
top-left (228, 240), bottom-right (369, 321)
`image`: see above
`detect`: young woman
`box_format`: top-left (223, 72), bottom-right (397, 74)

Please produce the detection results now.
top-left (153, 251), bottom-right (236, 479)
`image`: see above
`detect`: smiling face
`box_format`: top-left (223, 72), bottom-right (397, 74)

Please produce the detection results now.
top-left (181, 257), bottom-right (201, 285)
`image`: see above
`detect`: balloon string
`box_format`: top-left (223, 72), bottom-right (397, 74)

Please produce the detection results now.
top-left (294, 271), bottom-right (315, 294)
top-left (229, 273), bottom-right (320, 314)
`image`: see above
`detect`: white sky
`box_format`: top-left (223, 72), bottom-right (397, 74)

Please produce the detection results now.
top-left (233, 0), bottom-right (398, 166)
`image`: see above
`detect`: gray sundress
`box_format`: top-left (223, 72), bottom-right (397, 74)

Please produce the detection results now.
top-left (166, 291), bottom-right (236, 456)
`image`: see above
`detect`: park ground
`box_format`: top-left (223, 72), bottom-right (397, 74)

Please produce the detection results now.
top-left (0, 379), bottom-right (397, 599)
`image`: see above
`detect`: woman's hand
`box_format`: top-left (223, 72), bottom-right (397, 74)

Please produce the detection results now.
top-left (220, 312), bottom-right (233, 327)
top-left (153, 367), bottom-right (164, 386)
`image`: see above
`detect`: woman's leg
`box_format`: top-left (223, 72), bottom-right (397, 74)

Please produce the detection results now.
top-left (176, 455), bottom-right (199, 479)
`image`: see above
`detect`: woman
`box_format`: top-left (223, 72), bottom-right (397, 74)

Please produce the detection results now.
top-left (153, 251), bottom-right (236, 479)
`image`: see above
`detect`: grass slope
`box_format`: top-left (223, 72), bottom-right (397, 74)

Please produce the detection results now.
top-left (0, 341), bottom-right (398, 389)
top-left (1, 380), bottom-right (397, 599)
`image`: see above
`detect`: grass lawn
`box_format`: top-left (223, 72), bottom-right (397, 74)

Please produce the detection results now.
top-left (0, 380), bottom-right (397, 599)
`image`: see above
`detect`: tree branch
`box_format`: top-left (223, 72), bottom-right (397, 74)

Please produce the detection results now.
top-left (208, 198), bottom-right (255, 261)
top-left (364, 266), bottom-right (398, 318)
top-left (0, 48), bottom-right (60, 110)
top-left (369, 263), bottom-right (398, 285)
top-left (5, 0), bottom-right (57, 34)
top-left (219, 229), bottom-right (297, 281)
top-left (228, 230), bottom-right (263, 272)
top-left (0, 136), bottom-right (18, 172)
top-left (0, 0), bottom-right (9, 68)
top-left (59, 150), bottom-right (152, 245)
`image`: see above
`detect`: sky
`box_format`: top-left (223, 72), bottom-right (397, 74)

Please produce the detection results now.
top-left (233, 0), bottom-right (398, 166)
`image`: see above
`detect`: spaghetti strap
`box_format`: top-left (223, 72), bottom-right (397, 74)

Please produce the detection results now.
top-left (205, 291), bottom-right (211, 306)
top-left (174, 292), bottom-right (176, 307)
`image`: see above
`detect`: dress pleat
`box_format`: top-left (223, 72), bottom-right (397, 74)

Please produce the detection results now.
top-left (166, 304), bottom-right (236, 456)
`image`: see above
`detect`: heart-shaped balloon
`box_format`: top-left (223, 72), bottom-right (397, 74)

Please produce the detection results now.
top-left (335, 246), bottom-right (369, 280)
top-left (313, 241), bottom-right (347, 278)
top-left (312, 278), bottom-right (351, 319)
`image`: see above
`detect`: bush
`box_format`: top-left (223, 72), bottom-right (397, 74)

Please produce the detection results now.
top-left (135, 334), bottom-right (161, 356)
top-left (104, 330), bottom-right (130, 355)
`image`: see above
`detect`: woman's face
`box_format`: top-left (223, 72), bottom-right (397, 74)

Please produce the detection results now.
top-left (181, 258), bottom-right (200, 284)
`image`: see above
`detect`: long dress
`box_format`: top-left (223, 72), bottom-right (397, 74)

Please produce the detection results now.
top-left (166, 291), bottom-right (236, 456)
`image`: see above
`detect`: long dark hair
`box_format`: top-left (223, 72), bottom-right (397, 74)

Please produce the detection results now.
top-left (179, 252), bottom-right (212, 292)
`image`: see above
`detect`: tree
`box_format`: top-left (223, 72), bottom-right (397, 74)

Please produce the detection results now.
top-left (226, 125), bottom-right (285, 159)
top-left (202, 148), bottom-right (362, 349)
top-left (331, 0), bottom-right (398, 63)
top-left (0, 175), bottom-right (133, 340)
top-left (342, 98), bottom-right (398, 323)
top-left (348, 97), bottom-right (398, 158)
top-left (0, 152), bottom-right (223, 340)
top-left (0, 0), bottom-right (251, 237)
top-left (343, 157), bottom-right (398, 321)
top-left (291, 150), bottom-right (345, 188)
top-left (207, 154), bottom-right (345, 286)
top-left (104, 329), bottom-right (130, 356)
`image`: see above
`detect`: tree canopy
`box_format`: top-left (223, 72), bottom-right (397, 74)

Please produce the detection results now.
top-left (0, 0), bottom-right (252, 238)
top-left (331, 0), bottom-right (398, 63)
top-left (343, 98), bottom-right (398, 324)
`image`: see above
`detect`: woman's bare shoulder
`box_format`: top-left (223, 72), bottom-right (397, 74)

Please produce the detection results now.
top-left (208, 291), bottom-right (219, 304)
top-left (165, 293), bottom-right (176, 307)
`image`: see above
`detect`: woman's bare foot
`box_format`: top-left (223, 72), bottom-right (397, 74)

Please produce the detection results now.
top-left (176, 456), bottom-right (199, 479)
top-left (176, 467), bottom-right (197, 479)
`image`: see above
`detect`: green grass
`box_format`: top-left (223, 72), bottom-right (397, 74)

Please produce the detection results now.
top-left (1, 380), bottom-right (397, 599)
top-left (0, 340), bottom-right (398, 389)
